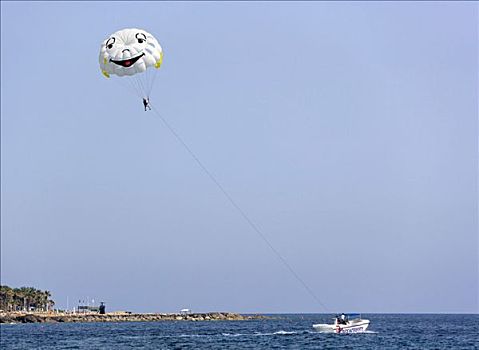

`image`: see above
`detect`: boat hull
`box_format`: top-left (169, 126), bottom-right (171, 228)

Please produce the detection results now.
top-left (313, 319), bottom-right (370, 334)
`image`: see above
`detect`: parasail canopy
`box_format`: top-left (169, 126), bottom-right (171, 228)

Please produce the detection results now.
top-left (99, 28), bottom-right (163, 98)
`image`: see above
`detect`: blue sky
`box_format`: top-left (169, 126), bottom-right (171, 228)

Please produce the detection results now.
top-left (1, 1), bottom-right (477, 314)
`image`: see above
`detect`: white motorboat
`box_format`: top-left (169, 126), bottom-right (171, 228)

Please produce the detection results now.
top-left (313, 313), bottom-right (370, 334)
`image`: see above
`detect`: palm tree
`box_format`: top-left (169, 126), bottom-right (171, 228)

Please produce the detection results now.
top-left (0, 285), bottom-right (14, 310)
top-left (43, 291), bottom-right (52, 312)
top-left (33, 289), bottom-right (43, 312)
top-left (14, 287), bottom-right (26, 311)
top-left (14, 287), bottom-right (34, 311)
top-left (0, 285), bottom-right (56, 312)
top-left (48, 298), bottom-right (55, 312)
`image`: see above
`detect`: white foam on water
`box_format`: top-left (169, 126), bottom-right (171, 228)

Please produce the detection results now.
top-left (274, 330), bottom-right (297, 335)
top-left (221, 330), bottom-right (313, 338)
top-left (178, 334), bottom-right (209, 338)
top-left (222, 333), bottom-right (244, 337)
top-left (315, 330), bottom-right (335, 334)
top-left (253, 330), bottom-right (297, 336)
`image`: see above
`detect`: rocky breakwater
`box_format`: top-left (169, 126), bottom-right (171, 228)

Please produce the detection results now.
top-left (0, 312), bottom-right (269, 324)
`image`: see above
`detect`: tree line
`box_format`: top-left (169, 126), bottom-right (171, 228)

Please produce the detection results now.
top-left (0, 285), bottom-right (55, 312)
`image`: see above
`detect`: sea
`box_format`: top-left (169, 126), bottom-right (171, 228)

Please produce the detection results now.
top-left (1, 314), bottom-right (478, 349)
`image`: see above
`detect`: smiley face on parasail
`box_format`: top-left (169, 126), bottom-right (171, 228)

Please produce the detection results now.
top-left (99, 28), bottom-right (163, 78)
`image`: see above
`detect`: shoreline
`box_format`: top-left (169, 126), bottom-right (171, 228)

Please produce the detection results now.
top-left (0, 311), bottom-right (270, 324)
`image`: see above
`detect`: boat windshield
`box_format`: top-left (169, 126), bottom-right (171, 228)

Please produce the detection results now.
top-left (345, 313), bottom-right (361, 319)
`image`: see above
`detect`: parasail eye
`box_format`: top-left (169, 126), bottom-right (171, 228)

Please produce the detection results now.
top-left (135, 33), bottom-right (147, 44)
top-left (106, 37), bottom-right (115, 50)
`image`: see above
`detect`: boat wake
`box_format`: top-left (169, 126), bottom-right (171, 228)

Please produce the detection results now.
top-left (222, 330), bottom-right (299, 337)
top-left (262, 330), bottom-right (297, 336)
top-left (171, 328), bottom-right (378, 339)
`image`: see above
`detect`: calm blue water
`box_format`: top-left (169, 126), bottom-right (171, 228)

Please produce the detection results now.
top-left (1, 314), bottom-right (478, 349)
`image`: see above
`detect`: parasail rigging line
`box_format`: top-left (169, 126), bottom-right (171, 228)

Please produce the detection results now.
top-left (149, 103), bottom-right (329, 312)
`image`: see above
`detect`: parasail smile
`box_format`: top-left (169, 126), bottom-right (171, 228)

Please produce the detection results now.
top-left (110, 53), bottom-right (145, 67)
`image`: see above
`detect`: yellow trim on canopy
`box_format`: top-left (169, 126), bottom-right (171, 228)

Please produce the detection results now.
top-left (155, 51), bottom-right (163, 69)
top-left (102, 70), bottom-right (110, 78)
